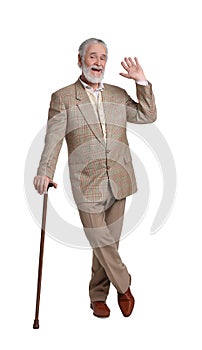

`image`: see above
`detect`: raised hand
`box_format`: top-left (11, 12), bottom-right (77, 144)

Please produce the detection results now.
top-left (120, 57), bottom-right (147, 81)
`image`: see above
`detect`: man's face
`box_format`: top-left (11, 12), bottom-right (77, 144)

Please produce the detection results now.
top-left (79, 43), bottom-right (107, 84)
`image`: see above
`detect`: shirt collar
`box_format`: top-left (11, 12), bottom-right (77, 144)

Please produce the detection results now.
top-left (79, 77), bottom-right (104, 92)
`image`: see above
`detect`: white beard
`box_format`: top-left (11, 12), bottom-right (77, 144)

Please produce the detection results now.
top-left (82, 63), bottom-right (105, 84)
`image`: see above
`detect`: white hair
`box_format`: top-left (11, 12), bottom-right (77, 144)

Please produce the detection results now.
top-left (78, 38), bottom-right (108, 63)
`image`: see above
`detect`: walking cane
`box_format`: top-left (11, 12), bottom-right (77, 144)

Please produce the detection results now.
top-left (33, 183), bottom-right (54, 329)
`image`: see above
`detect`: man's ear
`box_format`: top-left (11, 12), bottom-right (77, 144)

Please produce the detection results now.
top-left (78, 54), bottom-right (82, 68)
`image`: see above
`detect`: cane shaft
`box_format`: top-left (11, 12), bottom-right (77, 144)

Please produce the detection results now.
top-left (33, 192), bottom-right (48, 329)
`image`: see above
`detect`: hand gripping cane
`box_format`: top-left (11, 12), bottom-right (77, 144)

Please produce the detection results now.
top-left (33, 183), bottom-right (54, 329)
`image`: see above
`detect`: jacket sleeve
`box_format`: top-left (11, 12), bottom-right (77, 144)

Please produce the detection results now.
top-left (37, 92), bottom-right (67, 179)
top-left (125, 82), bottom-right (157, 124)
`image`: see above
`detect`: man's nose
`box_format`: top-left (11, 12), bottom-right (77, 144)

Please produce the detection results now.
top-left (95, 57), bottom-right (101, 66)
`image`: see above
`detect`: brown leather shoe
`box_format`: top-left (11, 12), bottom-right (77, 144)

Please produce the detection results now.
top-left (90, 301), bottom-right (110, 318)
top-left (118, 287), bottom-right (135, 317)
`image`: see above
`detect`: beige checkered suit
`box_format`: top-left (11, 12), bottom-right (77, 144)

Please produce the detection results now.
top-left (37, 79), bottom-right (157, 205)
top-left (37, 79), bottom-right (157, 299)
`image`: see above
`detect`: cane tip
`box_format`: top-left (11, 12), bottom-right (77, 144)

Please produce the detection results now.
top-left (33, 320), bottom-right (40, 329)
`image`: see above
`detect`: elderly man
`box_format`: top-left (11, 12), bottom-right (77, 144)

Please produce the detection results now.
top-left (34, 38), bottom-right (157, 318)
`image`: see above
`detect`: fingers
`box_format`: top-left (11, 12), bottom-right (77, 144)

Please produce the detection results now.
top-left (128, 57), bottom-right (135, 66)
top-left (120, 57), bottom-right (137, 79)
top-left (49, 179), bottom-right (58, 189)
top-left (121, 57), bottom-right (140, 68)
top-left (134, 57), bottom-right (139, 65)
top-left (134, 57), bottom-right (143, 70)
top-left (33, 175), bottom-right (55, 195)
top-left (120, 56), bottom-right (145, 81)
top-left (33, 176), bottom-right (46, 195)
top-left (124, 57), bottom-right (132, 67)
top-left (121, 57), bottom-right (137, 69)
top-left (121, 58), bottom-right (133, 71)
top-left (119, 72), bottom-right (130, 78)
top-left (41, 177), bottom-right (49, 194)
top-left (121, 60), bottom-right (129, 72)
top-left (33, 176), bottom-right (39, 192)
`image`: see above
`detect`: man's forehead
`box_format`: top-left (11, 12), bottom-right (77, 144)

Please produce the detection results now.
top-left (86, 43), bottom-right (107, 55)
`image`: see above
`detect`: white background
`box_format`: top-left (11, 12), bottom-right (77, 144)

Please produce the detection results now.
top-left (1, 0), bottom-right (202, 349)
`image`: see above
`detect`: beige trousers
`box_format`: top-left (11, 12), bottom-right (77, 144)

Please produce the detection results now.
top-left (78, 181), bottom-right (131, 302)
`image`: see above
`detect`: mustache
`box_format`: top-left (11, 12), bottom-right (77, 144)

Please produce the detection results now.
top-left (90, 65), bottom-right (103, 71)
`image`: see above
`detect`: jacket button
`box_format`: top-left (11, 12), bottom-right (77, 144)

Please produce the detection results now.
top-left (106, 166), bottom-right (110, 170)
top-left (106, 149), bottom-right (110, 153)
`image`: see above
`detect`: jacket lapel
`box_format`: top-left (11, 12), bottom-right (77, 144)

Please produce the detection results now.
top-left (101, 85), bottom-right (118, 139)
top-left (101, 86), bottom-right (114, 124)
top-left (75, 80), bottom-right (105, 147)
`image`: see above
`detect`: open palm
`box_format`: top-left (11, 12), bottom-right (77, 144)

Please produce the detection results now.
top-left (120, 57), bottom-right (147, 81)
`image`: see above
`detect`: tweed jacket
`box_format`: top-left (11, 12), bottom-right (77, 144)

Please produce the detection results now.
top-left (37, 79), bottom-right (157, 204)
